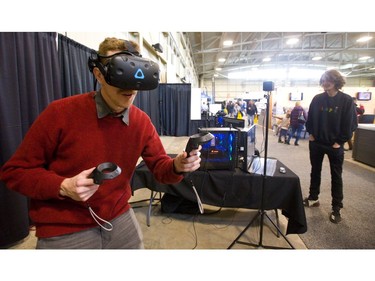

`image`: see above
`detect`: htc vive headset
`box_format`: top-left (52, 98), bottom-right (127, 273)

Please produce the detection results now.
top-left (88, 42), bottom-right (160, 91)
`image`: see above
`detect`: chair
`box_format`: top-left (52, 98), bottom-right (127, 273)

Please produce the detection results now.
top-left (146, 191), bottom-right (162, 226)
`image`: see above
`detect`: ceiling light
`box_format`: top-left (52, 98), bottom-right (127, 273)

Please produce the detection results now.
top-left (286, 38), bottom-right (299, 45)
top-left (356, 36), bottom-right (373, 43)
top-left (359, 56), bottom-right (371, 60)
top-left (215, 67), bottom-right (222, 71)
top-left (218, 58), bottom-right (226, 62)
top-left (228, 68), bottom-right (322, 80)
top-left (312, 56), bottom-right (322, 61)
top-left (263, 57), bottom-right (271, 62)
top-left (223, 40), bottom-right (233, 46)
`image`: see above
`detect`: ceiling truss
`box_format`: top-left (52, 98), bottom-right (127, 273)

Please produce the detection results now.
top-left (185, 32), bottom-right (375, 80)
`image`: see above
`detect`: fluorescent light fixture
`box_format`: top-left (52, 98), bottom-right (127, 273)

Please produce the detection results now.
top-left (218, 58), bottom-right (226, 62)
top-left (356, 36), bottom-right (372, 43)
top-left (312, 56), bottom-right (322, 61)
top-left (359, 56), bottom-right (371, 60)
top-left (286, 38), bottom-right (299, 45)
top-left (215, 67), bottom-right (222, 71)
top-left (223, 40), bottom-right (233, 46)
top-left (263, 57), bottom-right (271, 62)
top-left (228, 67), bottom-right (322, 80)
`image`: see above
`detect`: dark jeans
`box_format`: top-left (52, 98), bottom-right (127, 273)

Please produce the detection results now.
top-left (278, 128), bottom-right (288, 142)
top-left (308, 141), bottom-right (344, 211)
top-left (286, 123), bottom-right (304, 144)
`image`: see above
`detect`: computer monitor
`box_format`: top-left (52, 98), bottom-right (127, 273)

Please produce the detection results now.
top-left (356, 91), bottom-right (371, 101)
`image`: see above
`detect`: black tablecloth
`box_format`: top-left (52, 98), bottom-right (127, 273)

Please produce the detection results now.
top-left (131, 158), bottom-right (307, 235)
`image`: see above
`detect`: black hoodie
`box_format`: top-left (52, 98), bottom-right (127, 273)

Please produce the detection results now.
top-left (305, 91), bottom-right (357, 146)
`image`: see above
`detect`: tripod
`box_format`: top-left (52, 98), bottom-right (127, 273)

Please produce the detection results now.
top-left (205, 102), bottom-right (210, 128)
top-left (228, 89), bottom-right (295, 249)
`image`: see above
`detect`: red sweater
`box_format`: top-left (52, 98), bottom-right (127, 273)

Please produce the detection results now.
top-left (0, 92), bottom-right (183, 238)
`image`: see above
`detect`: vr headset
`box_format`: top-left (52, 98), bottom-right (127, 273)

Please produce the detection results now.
top-left (88, 49), bottom-right (160, 91)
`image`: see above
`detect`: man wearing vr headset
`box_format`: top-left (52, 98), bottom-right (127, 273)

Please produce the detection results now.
top-left (0, 37), bottom-right (202, 249)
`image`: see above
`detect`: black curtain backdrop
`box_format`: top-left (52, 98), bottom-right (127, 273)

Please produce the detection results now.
top-left (58, 34), bottom-right (95, 97)
top-left (0, 32), bottom-right (61, 247)
top-left (135, 83), bottom-right (191, 136)
top-left (159, 83), bottom-right (191, 136)
top-left (134, 87), bottom-right (161, 133)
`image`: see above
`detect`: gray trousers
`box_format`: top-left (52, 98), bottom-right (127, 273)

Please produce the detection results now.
top-left (36, 208), bottom-right (144, 249)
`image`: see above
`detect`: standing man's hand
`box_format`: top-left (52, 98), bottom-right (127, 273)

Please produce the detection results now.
top-left (173, 146), bottom-right (202, 173)
top-left (59, 167), bottom-right (99, 201)
top-left (332, 143), bottom-right (340, 149)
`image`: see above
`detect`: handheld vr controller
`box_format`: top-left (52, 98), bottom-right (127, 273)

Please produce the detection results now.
top-left (185, 132), bottom-right (214, 157)
top-left (89, 162), bottom-right (122, 184)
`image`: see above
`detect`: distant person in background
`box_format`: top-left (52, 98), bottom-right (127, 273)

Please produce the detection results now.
top-left (246, 100), bottom-right (258, 126)
top-left (345, 97), bottom-right (364, 150)
top-left (227, 100), bottom-right (235, 117)
top-left (305, 69), bottom-right (357, 224)
top-left (235, 101), bottom-right (244, 119)
top-left (277, 109), bottom-right (291, 143)
top-left (285, 101), bottom-right (307, 146)
top-left (201, 101), bottom-right (208, 116)
top-left (353, 97), bottom-right (365, 117)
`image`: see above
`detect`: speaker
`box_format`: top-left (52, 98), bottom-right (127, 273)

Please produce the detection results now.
top-left (263, 81), bottom-right (274, 91)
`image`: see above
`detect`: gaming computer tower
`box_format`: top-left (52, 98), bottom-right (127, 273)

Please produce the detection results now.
top-left (198, 124), bottom-right (256, 172)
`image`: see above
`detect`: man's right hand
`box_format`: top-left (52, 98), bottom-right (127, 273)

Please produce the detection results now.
top-left (59, 167), bottom-right (99, 201)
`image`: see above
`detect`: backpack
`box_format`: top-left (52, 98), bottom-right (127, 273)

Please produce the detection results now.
top-left (298, 111), bottom-right (306, 124)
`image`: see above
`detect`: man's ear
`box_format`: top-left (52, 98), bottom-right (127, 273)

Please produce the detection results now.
top-left (93, 67), bottom-right (105, 84)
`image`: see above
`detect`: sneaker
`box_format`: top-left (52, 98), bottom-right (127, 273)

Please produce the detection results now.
top-left (329, 210), bottom-right (342, 223)
top-left (294, 143), bottom-right (299, 146)
top-left (303, 197), bottom-right (320, 207)
top-left (278, 140), bottom-right (283, 143)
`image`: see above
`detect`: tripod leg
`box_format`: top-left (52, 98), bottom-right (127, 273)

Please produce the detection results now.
top-left (264, 212), bottom-right (294, 249)
top-left (275, 209), bottom-right (280, 238)
top-left (258, 211), bottom-right (265, 247)
top-left (227, 211), bottom-right (261, 249)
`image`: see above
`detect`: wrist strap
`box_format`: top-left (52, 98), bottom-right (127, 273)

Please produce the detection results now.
top-left (87, 204), bottom-right (113, 231)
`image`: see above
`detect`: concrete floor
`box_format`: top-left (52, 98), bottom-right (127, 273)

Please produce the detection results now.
top-left (7, 126), bottom-right (372, 281)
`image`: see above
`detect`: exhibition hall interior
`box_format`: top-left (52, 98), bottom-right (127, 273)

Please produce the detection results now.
top-left (1, 31), bottom-right (374, 254)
